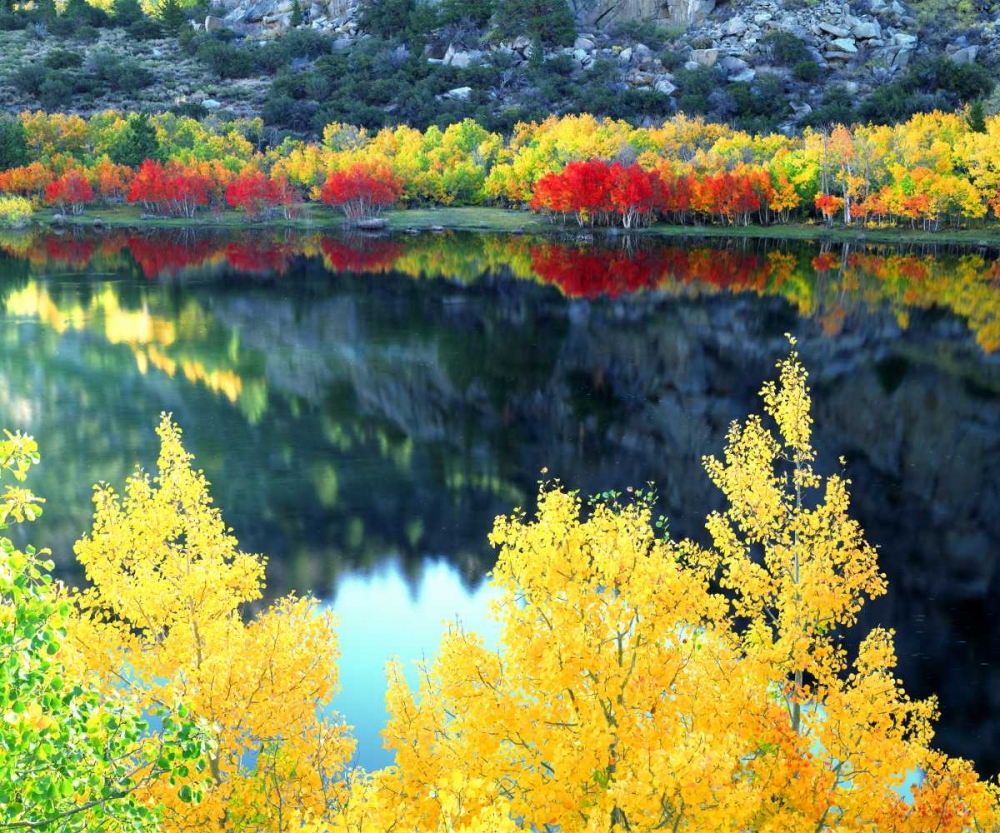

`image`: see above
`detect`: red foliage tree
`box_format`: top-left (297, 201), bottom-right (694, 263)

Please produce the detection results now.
top-left (320, 163), bottom-right (403, 222)
top-left (658, 173), bottom-right (694, 223)
top-left (225, 172), bottom-right (298, 220)
top-left (531, 160), bottom-right (664, 228)
top-left (43, 170), bottom-right (94, 215)
top-left (126, 160), bottom-right (215, 218)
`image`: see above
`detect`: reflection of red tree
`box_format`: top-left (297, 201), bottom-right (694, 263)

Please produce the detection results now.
top-left (529, 243), bottom-right (788, 299)
top-left (44, 237), bottom-right (96, 269)
top-left (126, 236), bottom-right (219, 279)
top-left (528, 245), bottom-right (665, 298)
top-left (319, 237), bottom-right (405, 274)
top-left (659, 248), bottom-right (772, 292)
top-left (846, 253), bottom-right (931, 283)
top-left (812, 252), bottom-right (839, 271)
top-left (225, 240), bottom-right (295, 275)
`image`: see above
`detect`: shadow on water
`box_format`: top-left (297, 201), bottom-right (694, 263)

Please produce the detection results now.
top-left (0, 225), bottom-right (999, 770)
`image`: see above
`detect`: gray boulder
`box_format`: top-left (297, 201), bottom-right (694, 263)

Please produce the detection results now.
top-left (830, 37), bottom-right (858, 53)
top-left (690, 48), bottom-right (719, 66)
top-left (722, 15), bottom-right (747, 36)
top-left (951, 45), bottom-right (979, 65)
top-left (818, 21), bottom-right (850, 37)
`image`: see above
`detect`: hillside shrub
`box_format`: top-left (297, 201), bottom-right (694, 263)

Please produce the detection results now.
top-left (761, 29), bottom-right (812, 65)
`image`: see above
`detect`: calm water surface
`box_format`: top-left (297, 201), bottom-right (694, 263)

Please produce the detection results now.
top-left (1, 227), bottom-right (998, 771)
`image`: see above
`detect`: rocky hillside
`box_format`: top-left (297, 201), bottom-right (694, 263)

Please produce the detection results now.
top-left (0, 0), bottom-right (995, 134)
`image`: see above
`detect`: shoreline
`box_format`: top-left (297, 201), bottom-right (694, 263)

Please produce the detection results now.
top-left (22, 205), bottom-right (1000, 248)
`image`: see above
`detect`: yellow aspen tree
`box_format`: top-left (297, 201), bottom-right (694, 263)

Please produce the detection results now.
top-left (348, 342), bottom-right (1000, 832)
top-left (68, 415), bottom-right (355, 830)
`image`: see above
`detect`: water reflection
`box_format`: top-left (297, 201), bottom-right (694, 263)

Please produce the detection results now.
top-left (0, 227), bottom-right (998, 773)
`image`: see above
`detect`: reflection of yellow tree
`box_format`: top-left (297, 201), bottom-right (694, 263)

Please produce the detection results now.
top-left (3, 280), bottom-right (265, 406)
top-left (838, 253), bottom-right (1000, 352)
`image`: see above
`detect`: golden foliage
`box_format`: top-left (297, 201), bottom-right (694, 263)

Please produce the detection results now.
top-left (314, 342), bottom-right (1000, 831)
top-left (68, 415), bottom-right (354, 830)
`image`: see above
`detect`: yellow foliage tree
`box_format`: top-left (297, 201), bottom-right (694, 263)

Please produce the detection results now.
top-left (321, 341), bottom-right (1000, 831)
top-left (68, 415), bottom-right (355, 830)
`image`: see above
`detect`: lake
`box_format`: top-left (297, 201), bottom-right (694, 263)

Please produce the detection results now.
top-left (1, 225), bottom-right (998, 773)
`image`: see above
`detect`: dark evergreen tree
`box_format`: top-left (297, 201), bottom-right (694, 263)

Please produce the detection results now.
top-left (492, 0), bottom-right (575, 46)
top-left (33, 0), bottom-right (57, 22)
top-left (112, 0), bottom-right (145, 26)
top-left (357, 0), bottom-right (417, 38)
top-left (0, 117), bottom-right (28, 172)
top-left (109, 113), bottom-right (162, 169)
top-left (968, 100), bottom-right (987, 133)
top-left (157, 0), bottom-right (186, 31)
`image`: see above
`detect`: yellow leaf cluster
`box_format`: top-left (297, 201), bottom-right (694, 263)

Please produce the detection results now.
top-left (327, 345), bottom-right (1000, 831)
top-left (67, 414), bottom-right (354, 830)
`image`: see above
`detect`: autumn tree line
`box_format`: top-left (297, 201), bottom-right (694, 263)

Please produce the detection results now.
top-left (3, 108), bottom-right (1000, 230)
top-left (5, 344), bottom-right (1000, 831)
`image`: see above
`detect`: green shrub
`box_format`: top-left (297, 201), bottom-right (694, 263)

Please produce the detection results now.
top-left (171, 101), bottom-right (209, 119)
top-left (674, 65), bottom-right (719, 114)
top-left (728, 72), bottom-right (790, 133)
top-left (127, 15), bottom-right (164, 38)
top-left (156, 0), bottom-right (187, 31)
top-left (109, 112), bottom-right (163, 167)
top-left (761, 30), bottom-right (811, 65)
top-left (262, 93), bottom-right (320, 130)
top-left (44, 48), bottom-right (84, 69)
top-left (257, 28), bottom-right (332, 72)
top-left (792, 59), bottom-right (819, 82)
top-left (613, 19), bottom-right (674, 49)
top-left (659, 48), bottom-right (684, 71)
top-left (438, 0), bottom-right (493, 27)
top-left (73, 23), bottom-right (101, 41)
top-left (0, 11), bottom-right (28, 29)
top-left (10, 64), bottom-right (49, 96)
top-left (38, 74), bottom-right (74, 109)
top-left (47, 15), bottom-right (77, 35)
top-left (859, 56), bottom-right (993, 125)
top-left (197, 38), bottom-right (259, 78)
top-left (803, 84), bottom-right (857, 126)
top-left (358, 0), bottom-right (421, 38)
top-left (62, 0), bottom-right (111, 26)
top-left (116, 59), bottom-right (156, 92)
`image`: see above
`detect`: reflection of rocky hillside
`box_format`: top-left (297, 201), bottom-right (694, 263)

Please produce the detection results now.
top-left (1, 231), bottom-right (999, 773)
top-left (208, 281), bottom-right (1000, 772)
